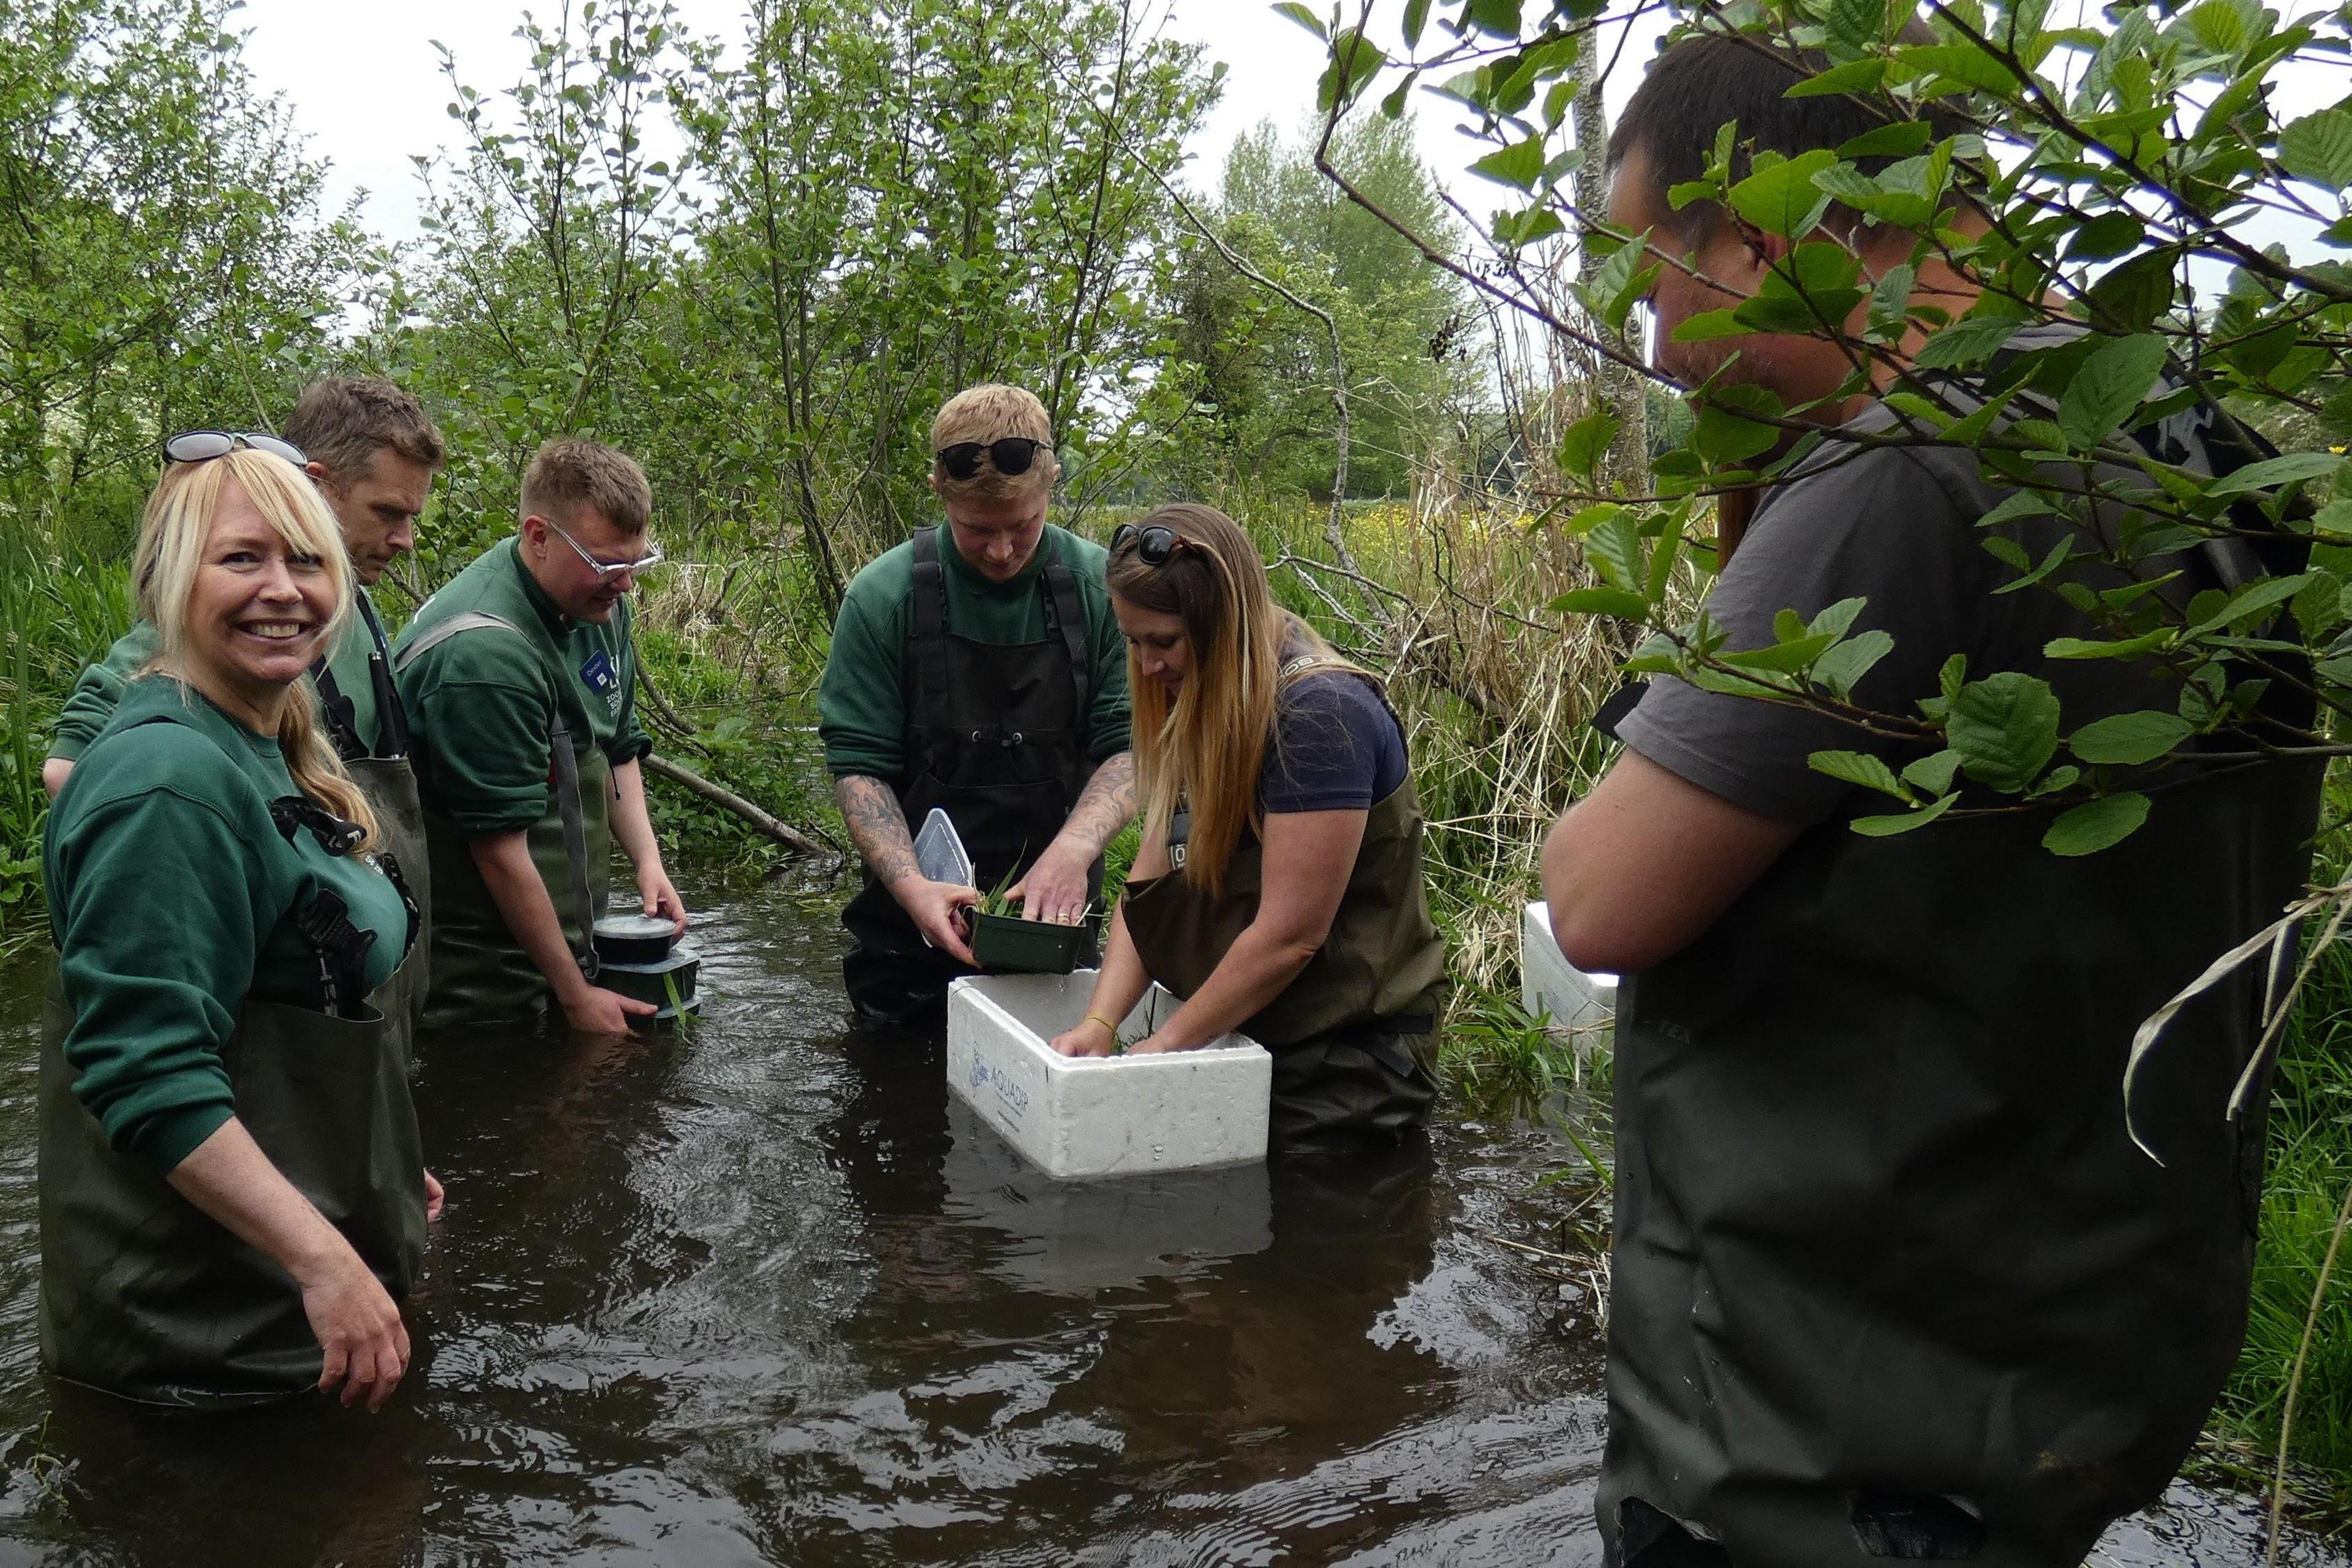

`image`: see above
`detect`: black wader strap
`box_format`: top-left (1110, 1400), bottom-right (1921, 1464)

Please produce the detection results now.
top-left (544, 707), bottom-right (602, 981)
top-left (393, 609), bottom-right (600, 981)
top-left (910, 526), bottom-right (954, 741)
top-left (357, 593), bottom-right (411, 758)
top-left (309, 658), bottom-right (369, 763)
top-left (1044, 560), bottom-right (1091, 720)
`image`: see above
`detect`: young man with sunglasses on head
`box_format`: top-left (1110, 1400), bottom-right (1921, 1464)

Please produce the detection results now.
top-left (821, 383), bottom-right (1136, 1026)
top-left (44, 379), bottom-right (445, 796)
top-left (393, 438), bottom-right (686, 1037)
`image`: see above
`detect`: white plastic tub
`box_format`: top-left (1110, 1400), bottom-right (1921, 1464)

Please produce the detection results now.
top-left (946, 971), bottom-right (1272, 1180)
top-left (1521, 900), bottom-right (1619, 1035)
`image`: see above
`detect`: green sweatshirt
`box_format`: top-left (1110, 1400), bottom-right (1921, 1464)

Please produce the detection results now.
top-left (393, 535), bottom-right (650, 837)
top-left (819, 524), bottom-right (1131, 781)
top-left (43, 677), bottom-right (410, 1173)
top-left (48, 589), bottom-right (395, 763)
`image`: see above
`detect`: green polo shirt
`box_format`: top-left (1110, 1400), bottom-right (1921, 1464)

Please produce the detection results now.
top-left (48, 590), bottom-right (395, 763)
top-left (819, 524), bottom-right (1131, 781)
top-left (393, 535), bottom-right (650, 837)
top-left (43, 677), bottom-right (410, 1173)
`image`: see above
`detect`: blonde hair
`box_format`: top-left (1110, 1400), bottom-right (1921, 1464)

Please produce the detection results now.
top-left (521, 437), bottom-right (652, 535)
top-left (1106, 502), bottom-right (1354, 896)
top-left (930, 383), bottom-right (1058, 503)
top-left (134, 448), bottom-right (379, 850)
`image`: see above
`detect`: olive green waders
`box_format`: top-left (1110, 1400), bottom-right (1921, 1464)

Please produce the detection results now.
top-left (1600, 758), bottom-right (2323, 1566)
top-left (322, 591), bottom-right (432, 1032)
top-left (394, 612), bottom-right (611, 1028)
top-left (40, 901), bottom-right (427, 1409)
top-left (1123, 662), bottom-right (1449, 1153)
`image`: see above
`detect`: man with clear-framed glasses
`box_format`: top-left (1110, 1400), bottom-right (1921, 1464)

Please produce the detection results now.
top-left (393, 437), bottom-right (687, 1036)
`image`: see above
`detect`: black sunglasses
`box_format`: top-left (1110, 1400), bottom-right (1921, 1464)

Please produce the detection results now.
top-left (164, 429), bottom-right (307, 468)
top-left (936, 437), bottom-right (1049, 481)
top-left (1110, 522), bottom-right (1187, 567)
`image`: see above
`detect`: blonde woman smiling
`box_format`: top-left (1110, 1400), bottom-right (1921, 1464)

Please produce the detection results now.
top-left (40, 437), bottom-right (434, 1410)
top-left (1050, 504), bottom-right (1448, 1152)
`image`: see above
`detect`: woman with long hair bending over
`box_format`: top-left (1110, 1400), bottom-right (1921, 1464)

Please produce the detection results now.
top-left (1049, 503), bottom-right (1447, 1152)
top-left (40, 438), bottom-right (436, 1411)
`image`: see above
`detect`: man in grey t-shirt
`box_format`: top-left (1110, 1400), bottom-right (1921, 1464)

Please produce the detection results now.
top-left (1542, 33), bottom-right (2321, 1568)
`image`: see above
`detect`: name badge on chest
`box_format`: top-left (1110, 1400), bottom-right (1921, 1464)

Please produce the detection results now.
top-left (579, 649), bottom-right (624, 717)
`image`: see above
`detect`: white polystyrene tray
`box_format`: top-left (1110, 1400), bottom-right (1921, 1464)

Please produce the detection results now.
top-left (1521, 900), bottom-right (1618, 1035)
top-left (946, 970), bottom-right (1272, 1180)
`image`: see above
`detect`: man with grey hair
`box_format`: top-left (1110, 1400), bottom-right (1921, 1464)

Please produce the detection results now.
top-left (395, 438), bottom-right (686, 1036)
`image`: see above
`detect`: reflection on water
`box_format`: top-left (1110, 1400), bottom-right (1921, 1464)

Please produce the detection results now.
top-left (0, 882), bottom-right (2340, 1565)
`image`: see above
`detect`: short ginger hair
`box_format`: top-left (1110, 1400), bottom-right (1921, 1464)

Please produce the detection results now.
top-left (521, 438), bottom-right (653, 537)
top-left (930, 383), bottom-right (1058, 502)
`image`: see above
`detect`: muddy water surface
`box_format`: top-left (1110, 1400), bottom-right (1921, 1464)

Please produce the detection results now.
top-left (0, 880), bottom-right (2338, 1565)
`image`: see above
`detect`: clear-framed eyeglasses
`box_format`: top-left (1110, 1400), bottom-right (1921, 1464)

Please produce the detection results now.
top-left (548, 521), bottom-right (664, 582)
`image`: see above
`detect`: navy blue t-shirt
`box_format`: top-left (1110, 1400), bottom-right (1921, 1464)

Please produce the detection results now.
top-left (1261, 671), bottom-right (1407, 813)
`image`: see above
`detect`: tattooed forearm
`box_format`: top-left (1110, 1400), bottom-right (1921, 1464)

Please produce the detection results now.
top-left (1055, 752), bottom-right (1139, 860)
top-left (835, 774), bottom-right (921, 884)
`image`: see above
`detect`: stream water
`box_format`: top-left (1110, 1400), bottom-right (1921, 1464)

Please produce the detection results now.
top-left (0, 877), bottom-right (2339, 1566)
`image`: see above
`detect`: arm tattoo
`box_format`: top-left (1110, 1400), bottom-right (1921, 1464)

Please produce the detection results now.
top-left (835, 774), bottom-right (920, 884)
top-left (1058, 752), bottom-right (1139, 859)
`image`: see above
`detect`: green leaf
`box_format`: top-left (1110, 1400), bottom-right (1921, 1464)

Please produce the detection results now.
top-left (1558, 408), bottom-right (1619, 480)
top-left (1913, 313), bottom-right (2022, 369)
top-left (1902, 748), bottom-right (1964, 794)
top-left (2056, 332), bottom-right (2167, 449)
top-left (1946, 670), bottom-right (2061, 793)
top-left (1317, 28), bottom-right (1387, 111)
top-left (2279, 108), bottom-right (2352, 190)
top-left (2043, 791), bottom-right (2151, 856)
top-left (1401, 0), bottom-right (1432, 48)
top-left (1671, 309), bottom-right (1751, 341)
top-left (2045, 627), bottom-right (2176, 659)
top-left (1553, 586), bottom-right (1651, 620)
top-left (2186, 572), bottom-right (2313, 635)
top-left (1463, 0), bottom-right (1522, 37)
top-left (2068, 709), bottom-right (2193, 765)
top-left (2085, 248), bottom-right (2177, 336)
top-left (1272, 2), bottom-right (1327, 39)
top-left (1470, 136), bottom-right (1547, 190)
top-left (2205, 450), bottom-right (2348, 498)
top-left (1809, 749), bottom-right (1913, 801)
top-left (1838, 121), bottom-right (1936, 159)
top-left (1811, 628), bottom-right (1894, 697)
top-left (1852, 792), bottom-right (1961, 835)
top-left (1726, 149), bottom-right (1839, 239)
top-left (1585, 508), bottom-right (1646, 589)
top-left (1694, 384), bottom-right (1784, 465)
top-left (1897, 42), bottom-right (2019, 93)
top-left (1786, 59), bottom-right (1890, 97)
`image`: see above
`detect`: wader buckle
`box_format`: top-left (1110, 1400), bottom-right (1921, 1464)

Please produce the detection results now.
top-left (296, 886), bottom-right (379, 1017)
top-left (269, 796), bottom-right (367, 857)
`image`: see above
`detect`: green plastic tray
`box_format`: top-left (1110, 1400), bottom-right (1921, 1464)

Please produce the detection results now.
top-left (969, 911), bottom-right (1088, 974)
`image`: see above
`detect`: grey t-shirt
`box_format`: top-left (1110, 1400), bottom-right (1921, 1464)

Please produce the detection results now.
top-left (1618, 378), bottom-right (2233, 823)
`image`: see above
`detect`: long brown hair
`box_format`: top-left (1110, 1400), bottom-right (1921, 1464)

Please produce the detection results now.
top-left (1107, 503), bottom-right (1351, 895)
top-left (134, 448), bottom-right (379, 851)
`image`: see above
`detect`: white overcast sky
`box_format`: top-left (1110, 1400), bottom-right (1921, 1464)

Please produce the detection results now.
top-left (228, 0), bottom-right (2331, 263)
top-left (227, 0), bottom-right (1534, 244)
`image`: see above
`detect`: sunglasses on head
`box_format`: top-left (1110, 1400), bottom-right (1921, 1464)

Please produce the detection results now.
top-left (936, 437), bottom-right (1049, 482)
top-left (1110, 522), bottom-right (1187, 567)
top-left (164, 429), bottom-right (307, 468)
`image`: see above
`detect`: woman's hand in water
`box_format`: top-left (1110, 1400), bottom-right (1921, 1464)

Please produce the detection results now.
top-left (296, 1244), bottom-right (410, 1412)
top-left (423, 1169), bottom-right (445, 1223)
top-left (1050, 1015), bottom-right (1118, 1057)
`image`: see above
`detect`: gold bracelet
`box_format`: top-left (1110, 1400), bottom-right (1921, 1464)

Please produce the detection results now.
top-left (1082, 1012), bottom-right (1120, 1038)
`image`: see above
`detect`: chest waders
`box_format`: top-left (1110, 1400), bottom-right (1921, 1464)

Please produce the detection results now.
top-left (394, 612), bottom-right (610, 1028)
top-left (1121, 661), bottom-right (1449, 1153)
top-left (316, 592), bottom-right (432, 1032)
top-left (841, 526), bottom-right (1098, 1025)
top-left (38, 721), bottom-right (428, 1409)
top-left (1599, 758), bottom-right (2323, 1567)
